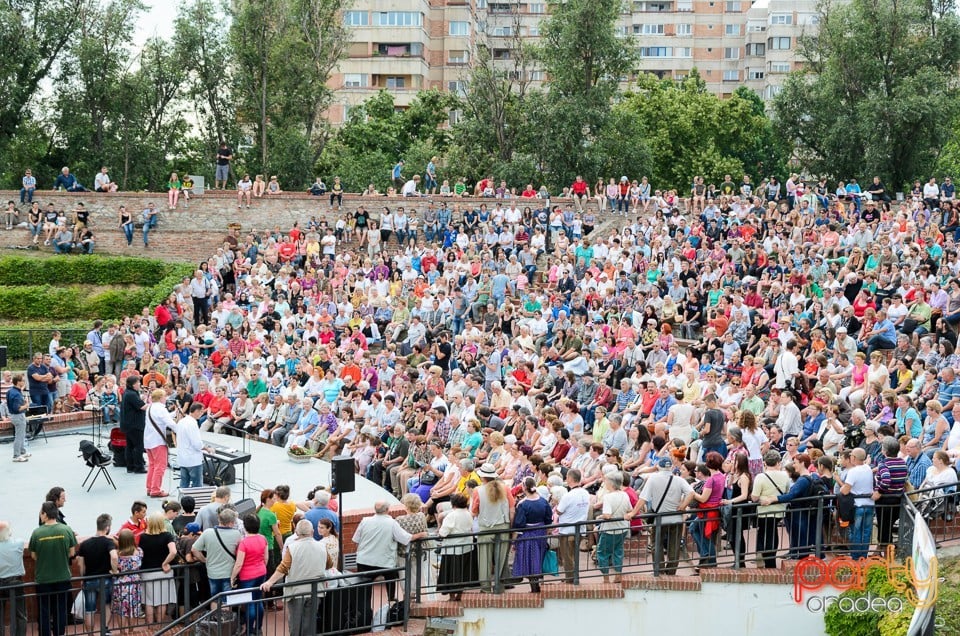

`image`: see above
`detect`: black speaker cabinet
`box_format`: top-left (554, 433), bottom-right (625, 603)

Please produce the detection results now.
top-left (0, 346), bottom-right (7, 367)
top-left (331, 456), bottom-right (356, 494)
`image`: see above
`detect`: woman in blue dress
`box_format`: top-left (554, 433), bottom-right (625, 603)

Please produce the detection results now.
top-left (511, 477), bottom-right (553, 593)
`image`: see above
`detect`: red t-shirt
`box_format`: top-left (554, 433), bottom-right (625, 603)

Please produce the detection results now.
top-left (237, 534), bottom-right (268, 581)
top-left (572, 181), bottom-right (588, 195)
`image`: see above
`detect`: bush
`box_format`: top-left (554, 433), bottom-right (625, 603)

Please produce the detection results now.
top-left (823, 565), bottom-right (912, 636)
top-left (0, 255), bottom-right (177, 286)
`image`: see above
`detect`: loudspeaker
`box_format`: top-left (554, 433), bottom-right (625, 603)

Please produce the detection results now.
top-left (331, 456), bottom-right (355, 494)
top-left (0, 346), bottom-right (7, 368)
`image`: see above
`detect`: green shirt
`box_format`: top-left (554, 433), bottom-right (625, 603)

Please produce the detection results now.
top-left (29, 523), bottom-right (77, 584)
top-left (193, 527), bottom-right (241, 579)
top-left (257, 507), bottom-right (278, 549)
top-left (247, 378), bottom-right (267, 399)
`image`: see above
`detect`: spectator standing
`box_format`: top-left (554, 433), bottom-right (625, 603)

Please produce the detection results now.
top-left (630, 457), bottom-right (694, 575)
top-left (352, 501), bottom-right (426, 602)
top-left (511, 477), bottom-right (552, 593)
top-left (144, 390), bottom-right (176, 498)
top-left (555, 469), bottom-right (589, 583)
top-left (29, 502), bottom-right (77, 636)
top-left (231, 514), bottom-right (268, 636)
top-left (215, 142), bottom-right (233, 190)
top-left (7, 374), bottom-right (29, 462)
top-left (840, 448), bottom-right (876, 560)
top-left (260, 520), bottom-right (331, 636)
top-left (0, 520), bottom-right (27, 636)
top-left (192, 508), bottom-right (242, 602)
top-left (111, 529), bottom-right (144, 627)
top-left (138, 513), bottom-right (177, 625)
top-left (76, 514), bottom-right (118, 632)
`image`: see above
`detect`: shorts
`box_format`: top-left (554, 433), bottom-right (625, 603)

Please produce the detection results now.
top-left (215, 164), bottom-right (229, 180)
top-left (75, 221), bottom-right (86, 230)
top-left (424, 176), bottom-right (437, 189)
top-left (82, 578), bottom-right (113, 613)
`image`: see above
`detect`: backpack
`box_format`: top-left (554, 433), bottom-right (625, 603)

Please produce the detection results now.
top-left (809, 475), bottom-right (831, 498)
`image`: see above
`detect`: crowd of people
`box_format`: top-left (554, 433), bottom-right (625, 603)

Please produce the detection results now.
top-left (5, 166), bottom-right (960, 627)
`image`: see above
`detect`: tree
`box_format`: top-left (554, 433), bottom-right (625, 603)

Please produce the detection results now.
top-left (533, 0), bottom-right (638, 186)
top-left (612, 73), bottom-right (783, 191)
top-left (230, 0), bottom-right (349, 185)
top-left (773, 0), bottom-right (960, 189)
top-left (0, 0), bottom-right (84, 149)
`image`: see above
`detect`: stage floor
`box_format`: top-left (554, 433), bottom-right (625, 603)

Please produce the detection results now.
top-left (1, 431), bottom-right (396, 538)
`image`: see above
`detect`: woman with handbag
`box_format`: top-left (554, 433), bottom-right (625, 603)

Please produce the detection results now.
top-left (721, 454), bottom-right (753, 568)
top-left (511, 477), bottom-right (553, 593)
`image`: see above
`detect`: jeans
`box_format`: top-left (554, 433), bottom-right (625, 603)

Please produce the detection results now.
top-left (180, 464), bottom-right (203, 489)
top-left (19, 188), bottom-right (33, 204)
top-left (865, 336), bottom-right (896, 357)
top-left (31, 394), bottom-right (53, 414)
top-left (102, 405), bottom-right (119, 424)
top-left (700, 442), bottom-right (727, 462)
top-left (36, 581), bottom-right (70, 636)
top-left (850, 506), bottom-right (875, 561)
top-left (81, 578), bottom-right (113, 613)
top-left (121, 223), bottom-right (133, 245)
top-left (237, 576), bottom-right (265, 633)
top-left (690, 514), bottom-right (717, 567)
top-left (597, 531), bottom-right (625, 575)
top-left (208, 577), bottom-right (231, 598)
top-left (143, 218), bottom-right (157, 246)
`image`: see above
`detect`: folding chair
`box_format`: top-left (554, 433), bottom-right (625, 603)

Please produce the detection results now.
top-left (79, 440), bottom-right (116, 492)
top-left (26, 405), bottom-right (48, 443)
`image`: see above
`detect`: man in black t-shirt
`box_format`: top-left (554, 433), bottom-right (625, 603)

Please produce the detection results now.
top-left (215, 141), bottom-right (233, 190)
top-left (76, 514), bottom-right (117, 629)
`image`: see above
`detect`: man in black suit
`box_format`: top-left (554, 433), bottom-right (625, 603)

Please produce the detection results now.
top-left (120, 376), bottom-right (147, 473)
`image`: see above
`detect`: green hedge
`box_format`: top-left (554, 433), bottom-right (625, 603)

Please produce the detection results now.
top-left (0, 255), bottom-right (180, 286)
top-left (0, 285), bottom-right (157, 320)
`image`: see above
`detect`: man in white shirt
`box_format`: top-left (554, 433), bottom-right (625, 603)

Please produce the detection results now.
top-left (774, 339), bottom-right (800, 390)
top-left (352, 501), bottom-right (427, 601)
top-left (176, 403), bottom-right (207, 489)
top-left (840, 448), bottom-right (876, 560)
top-left (401, 176), bottom-right (421, 197)
top-left (144, 389), bottom-right (177, 498)
top-left (775, 391), bottom-right (803, 440)
top-left (556, 469), bottom-right (590, 583)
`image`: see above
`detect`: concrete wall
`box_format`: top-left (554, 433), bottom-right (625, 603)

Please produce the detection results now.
top-left (453, 582), bottom-right (827, 636)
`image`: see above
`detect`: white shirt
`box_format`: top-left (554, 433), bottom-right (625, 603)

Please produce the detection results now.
top-left (352, 513), bottom-right (413, 568)
top-left (144, 402), bottom-right (176, 450)
top-left (843, 463), bottom-right (875, 507)
top-left (176, 414), bottom-right (204, 468)
top-left (401, 180), bottom-right (419, 196)
top-left (774, 350), bottom-right (799, 389)
top-left (556, 487), bottom-right (590, 534)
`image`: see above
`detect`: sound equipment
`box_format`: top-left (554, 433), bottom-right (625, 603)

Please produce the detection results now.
top-left (0, 346), bottom-right (7, 368)
top-left (202, 442), bottom-right (252, 487)
top-left (331, 456), bottom-right (356, 494)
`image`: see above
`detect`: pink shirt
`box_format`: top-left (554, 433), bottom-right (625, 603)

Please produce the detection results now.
top-left (237, 534), bottom-right (268, 581)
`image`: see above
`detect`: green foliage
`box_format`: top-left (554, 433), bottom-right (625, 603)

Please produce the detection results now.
top-left (773, 0), bottom-right (960, 190)
top-left (319, 90), bottom-right (455, 191)
top-left (0, 256), bottom-right (181, 287)
top-left (618, 72), bottom-right (785, 191)
top-left (823, 564), bottom-right (912, 636)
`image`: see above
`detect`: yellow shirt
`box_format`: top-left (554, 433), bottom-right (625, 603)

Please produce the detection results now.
top-left (271, 500), bottom-right (298, 535)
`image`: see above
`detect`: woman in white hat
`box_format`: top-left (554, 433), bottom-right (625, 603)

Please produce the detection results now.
top-left (474, 462), bottom-right (512, 592)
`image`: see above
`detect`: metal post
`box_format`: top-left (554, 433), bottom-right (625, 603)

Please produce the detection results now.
top-left (492, 532), bottom-right (503, 593)
top-left (99, 575), bottom-right (108, 635)
top-left (733, 507), bottom-right (743, 570)
top-left (308, 580), bottom-right (318, 636)
top-left (337, 491), bottom-right (344, 571)
top-left (814, 497), bottom-right (825, 559)
top-left (652, 514), bottom-right (663, 576)
top-left (573, 523), bottom-right (581, 584)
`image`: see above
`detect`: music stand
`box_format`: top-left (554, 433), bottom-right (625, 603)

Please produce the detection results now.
top-left (26, 405), bottom-right (48, 443)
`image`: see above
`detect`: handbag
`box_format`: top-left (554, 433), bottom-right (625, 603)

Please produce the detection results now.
top-left (541, 548), bottom-right (559, 576)
top-left (147, 408), bottom-right (173, 447)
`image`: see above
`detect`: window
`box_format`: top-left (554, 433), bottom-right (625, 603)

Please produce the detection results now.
top-left (530, 70), bottom-right (545, 81)
top-left (723, 46), bottom-right (739, 59)
top-left (765, 85), bottom-right (783, 99)
top-left (770, 61), bottom-right (791, 73)
top-left (476, 0), bottom-right (487, 7)
top-left (374, 12), bottom-right (422, 26)
top-left (675, 47), bottom-right (692, 57)
top-left (615, 25), bottom-right (629, 37)
top-left (725, 24), bottom-right (740, 36)
top-left (449, 21), bottom-right (469, 36)
top-left (448, 80), bottom-right (466, 96)
top-left (675, 73), bottom-right (688, 81)
top-left (493, 48), bottom-right (512, 59)
top-left (448, 50), bottom-right (469, 64)
top-left (723, 70), bottom-right (739, 81)
top-left (527, 25), bottom-right (540, 36)
top-left (725, 1), bottom-right (741, 10)
top-left (799, 13), bottom-right (819, 26)
top-left (529, 3), bottom-right (546, 13)
top-left (491, 25), bottom-right (513, 36)
top-left (676, 23), bottom-right (692, 36)
top-left (490, 3), bottom-right (512, 12)
top-left (677, 0), bottom-right (693, 10)
top-left (770, 13), bottom-right (793, 25)
top-left (640, 24), bottom-right (665, 35)
top-left (343, 73), bottom-right (367, 88)
top-left (746, 42), bottom-right (765, 55)
top-left (747, 22), bottom-right (766, 32)
top-left (640, 46), bottom-right (672, 57)
top-left (748, 70), bottom-right (765, 80)
top-left (344, 11), bottom-right (368, 26)
top-left (377, 43), bottom-right (422, 56)
top-left (768, 36), bottom-right (791, 50)
top-left (448, 110), bottom-right (462, 126)
top-left (386, 76), bottom-right (406, 89)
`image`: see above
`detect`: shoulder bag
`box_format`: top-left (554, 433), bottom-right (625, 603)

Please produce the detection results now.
top-left (213, 528), bottom-right (237, 560)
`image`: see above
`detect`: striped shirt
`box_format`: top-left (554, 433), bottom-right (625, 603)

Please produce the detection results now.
top-left (876, 456), bottom-right (908, 494)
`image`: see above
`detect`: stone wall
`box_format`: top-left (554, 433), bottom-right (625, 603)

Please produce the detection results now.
top-left (0, 190), bottom-right (626, 263)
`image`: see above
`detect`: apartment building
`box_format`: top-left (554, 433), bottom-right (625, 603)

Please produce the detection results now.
top-left (327, 0), bottom-right (820, 123)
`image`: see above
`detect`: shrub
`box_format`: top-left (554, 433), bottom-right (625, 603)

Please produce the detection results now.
top-left (0, 255), bottom-right (177, 286)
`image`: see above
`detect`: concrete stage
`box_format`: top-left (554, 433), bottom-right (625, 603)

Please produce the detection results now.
top-left (1, 431), bottom-right (396, 538)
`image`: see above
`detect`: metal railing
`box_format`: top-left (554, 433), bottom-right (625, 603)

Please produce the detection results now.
top-left (5, 489), bottom-right (958, 636)
top-left (0, 328), bottom-right (89, 368)
top-left (157, 568), bottom-right (406, 636)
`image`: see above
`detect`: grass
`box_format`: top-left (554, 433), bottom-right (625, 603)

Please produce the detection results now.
top-left (938, 556), bottom-right (960, 633)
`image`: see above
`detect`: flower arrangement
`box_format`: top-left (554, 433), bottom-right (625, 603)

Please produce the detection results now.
top-left (287, 445), bottom-right (312, 462)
